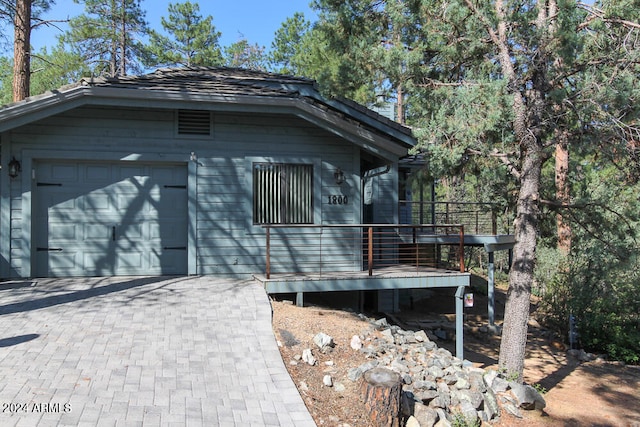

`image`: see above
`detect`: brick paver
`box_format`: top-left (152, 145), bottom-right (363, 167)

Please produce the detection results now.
top-left (0, 276), bottom-right (316, 426)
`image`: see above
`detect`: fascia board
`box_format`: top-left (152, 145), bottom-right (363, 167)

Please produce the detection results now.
top-left (0, 86), bottom-right (92, 132)
top-left (292, 100), bottom-right (407, 159)
top-left (292, 85), bottom-right (415, 148)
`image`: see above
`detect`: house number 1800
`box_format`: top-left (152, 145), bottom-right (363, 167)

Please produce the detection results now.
top-left (328, 195), bottom-right (349, 205)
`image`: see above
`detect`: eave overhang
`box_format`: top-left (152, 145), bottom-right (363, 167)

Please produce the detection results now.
top-left (0, 79), bottom-right (415, 161)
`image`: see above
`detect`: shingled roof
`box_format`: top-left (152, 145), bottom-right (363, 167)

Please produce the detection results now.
top-left (0, 67), bottom-right (415, 150)
top-left (84, 67), bottom-right (309, 97)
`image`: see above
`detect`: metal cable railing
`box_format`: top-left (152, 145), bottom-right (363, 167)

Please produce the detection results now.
top-left (399, 201), bottom-right (508, 235)
top-left (262, 224), bottom-right (465, 279)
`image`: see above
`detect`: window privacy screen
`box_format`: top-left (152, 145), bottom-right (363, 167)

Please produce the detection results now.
top-left (253, 163), bottom-right (313, 224)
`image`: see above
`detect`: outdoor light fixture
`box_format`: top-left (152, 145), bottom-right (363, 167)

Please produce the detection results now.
top-left (334, 167), bottom-right (346, 185)
top-left (8, 157), bottom-right (21, 179)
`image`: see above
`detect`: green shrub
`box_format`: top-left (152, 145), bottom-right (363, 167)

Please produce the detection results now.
top-left (538, 243), bottom-right (640, 365)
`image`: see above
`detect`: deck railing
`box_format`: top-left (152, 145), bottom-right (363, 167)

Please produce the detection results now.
top-left (263, 224), bottom-right (465, 279)
top-left (399, 201), bottom-right (506, 235)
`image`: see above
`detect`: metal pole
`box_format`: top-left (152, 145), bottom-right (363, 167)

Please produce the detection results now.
top-left (488, 251), bottom-right (495, 327)
top-left (413, 227), bottom-right (418, 268)
top-left (266, 227), bottom-right (271, 279)
top-left (431, 182), bottom-right (436, 225)
top-left (368, 226), bottom-right (374, 276)
top-left (459, 225), bottom-right (465, 272)
top-left (492, 211), bottom-right (498, 235)
top-left (455, 285), bottom-right (465, 360)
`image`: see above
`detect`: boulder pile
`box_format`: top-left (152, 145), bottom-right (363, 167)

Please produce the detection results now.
top-left (298, 316), bottom-right (547, 427)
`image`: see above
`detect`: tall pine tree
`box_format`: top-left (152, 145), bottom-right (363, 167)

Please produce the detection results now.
top-left (305, 0), bottom-right (639, 380)
top-left (63, 0), bottom-right (148, 77)
top-left (143, 1), bottom-right (223, 68)
top-left (1, 0), bottom-right (54, 101)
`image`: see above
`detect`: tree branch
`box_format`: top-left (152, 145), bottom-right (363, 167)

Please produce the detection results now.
top-left (32, 17), bottom-right (69, 31)
top-left (466, 147), bottom-right (522, 180)
top-left (541, 198), bottom-right (637, 239)
top-left (416, 79), bottom-right (481, 88)
top-left (577, 2), bottom-right (640, 30)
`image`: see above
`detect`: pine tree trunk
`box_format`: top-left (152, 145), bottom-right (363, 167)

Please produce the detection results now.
top-left (120, 0), bottom-right (127, 76)
top-left (485, 0), bottom-right (546, 384)
top-left (498, 147), bottom-right (542, 382)
top-left (549, 0), bottom-right (571, 256)
top-left (13, 0), bottom-right (31, 102)
top-left (359, 368), bottom-right (402, 427)
top-left (555, 137), bottom-right (571, 254)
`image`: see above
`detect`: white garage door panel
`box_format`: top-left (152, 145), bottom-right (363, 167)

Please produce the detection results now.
top-left (114, 252), bottom-right (145, 271)
top-left (47, 251), bottom-right (80, 271)
top-left (35, 161), bottom-right (188, 277)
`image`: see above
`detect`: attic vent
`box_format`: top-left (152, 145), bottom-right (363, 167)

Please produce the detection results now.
top-left (178, 109), bottom-right (211, 135)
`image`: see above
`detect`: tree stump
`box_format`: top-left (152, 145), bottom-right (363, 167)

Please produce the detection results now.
top-left (359, 367), bottom-right (402, 427)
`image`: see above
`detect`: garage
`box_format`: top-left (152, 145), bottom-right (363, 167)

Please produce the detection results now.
top-left (34, 161), bottom-right (188, 277)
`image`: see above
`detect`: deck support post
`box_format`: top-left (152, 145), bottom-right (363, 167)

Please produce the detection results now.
top-left (368, 226), bottom-right (374, 276)
top-left (296, 292), bottom-right (304, 307)
top-left (455, 285), bottom-right (465, 360)
top-left (459, 225), bottom-right (465, 272)
top-left (266, 227), bottom-right (271, 279)
top-left (488, 251), bottom-right (495, 327)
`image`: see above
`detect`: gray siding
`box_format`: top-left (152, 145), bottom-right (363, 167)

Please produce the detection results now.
top-left (3, 106), bottom-right (399, 278)
top-left (371, 165), bottom-right (399, 224)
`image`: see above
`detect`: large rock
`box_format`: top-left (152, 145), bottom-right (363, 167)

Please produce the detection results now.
top-left (350, 335), bottom-right (363, 350)
top-left (302, 348), bottom-right (316, 366)
top-left (459, 400), bottom-right (480, 425)
top-left (483, 389), bottom-right (501, 420)
top-left (414, 403), bottom-right (439, 427)
top-left (509, 382), bottom-right (547, 410)
top-left (313, 332), bottom-right (335, 353)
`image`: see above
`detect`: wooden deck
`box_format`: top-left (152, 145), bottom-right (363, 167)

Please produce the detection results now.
top-left (253, 265), bottom-right (470, 294)
top-left (255, 224), bottom-right (514, 362)
top-left (254, 265), bottom-right (470, 360)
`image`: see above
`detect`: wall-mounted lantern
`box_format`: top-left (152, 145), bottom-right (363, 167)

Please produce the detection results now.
top-left (334, 167), bottom-right (346, 185)
top-left (8, 157), bottom-right (21, 179)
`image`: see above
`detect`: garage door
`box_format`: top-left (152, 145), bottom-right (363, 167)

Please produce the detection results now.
top-left (34, 161), bottom-right (188, 277)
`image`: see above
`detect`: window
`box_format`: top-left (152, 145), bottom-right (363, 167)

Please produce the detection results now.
top-left (253, 163), bottom-right (313, 224)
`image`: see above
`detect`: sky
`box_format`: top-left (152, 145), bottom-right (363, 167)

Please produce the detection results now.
top-left (13, 0), bottom-right (318, 55)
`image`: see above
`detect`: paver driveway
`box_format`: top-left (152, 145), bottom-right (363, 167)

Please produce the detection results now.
top-left (0, 276), bottom-right (316, 426)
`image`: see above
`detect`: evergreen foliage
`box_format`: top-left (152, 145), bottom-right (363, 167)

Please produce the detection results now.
top-left (303, 0), bottom-right (640, 371)
top-left (143, 1), bottom-right (223, 68)
top-left (269, 12), bottom-right (311, 76)
top-left (0, 46), bottom-right (87, 104)
top-left (62, 0), bottom-right (149, 77)
top-left (0, 55), bottom-right (11, 104)
top-left (539, 161), bottom-right (640, 364)
top-left (223, 37), bottom-right (267, 70)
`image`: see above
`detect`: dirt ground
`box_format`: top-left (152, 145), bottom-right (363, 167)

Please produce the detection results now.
top-left (270, 284), bottom-right (640, 427)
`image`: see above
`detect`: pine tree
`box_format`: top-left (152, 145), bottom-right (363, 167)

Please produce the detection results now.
top-left (143, 1), bottom-right (223, 68)
top-left (223, 37), bottom-right (267, 71)
top-left (303, 0), bottom-right (640, 380)
top-left (269, 12), bottom-right (311, 75)
top-left (1, 0), bottom-right (54, 101)
top-left (63, 0), bottom-right (148, 77)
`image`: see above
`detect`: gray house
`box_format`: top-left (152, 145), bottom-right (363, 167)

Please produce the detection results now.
top-left (2, 67), bottom-right (518, 359)
top-left (0, 67), bottom-right (416, 279)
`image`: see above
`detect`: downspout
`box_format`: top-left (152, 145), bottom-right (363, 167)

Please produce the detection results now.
top-left (362, 164), bottom-right (391, 182)
top-left (362, 164), bottom-right (394, 311)
top-left (362, 164), bottom-right (392, 222)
